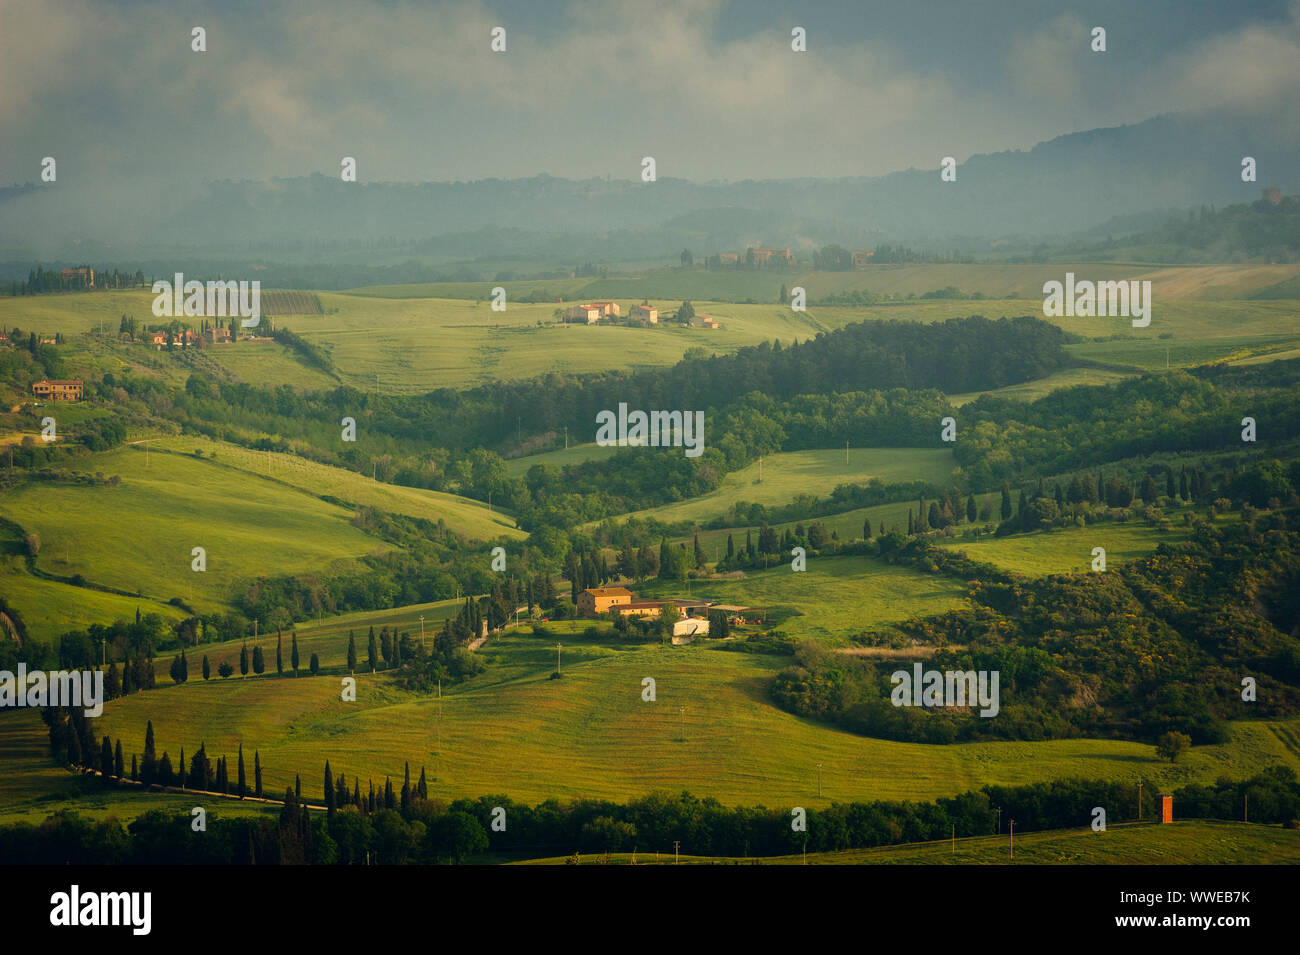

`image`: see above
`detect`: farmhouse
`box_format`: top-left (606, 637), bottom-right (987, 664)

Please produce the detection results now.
top-left (751, 247), bottom-right (791, 265)
top-left (61, 268), bottom-right (94, 288)
top-left (630, 304), bottom-right (658, 324)
top-left (208, 326), bottom-right (232, 344)
top-left (576, 586), bottom-right (634, 616)
top-left (31, 379), bottom-right (83, 401)
top-left (586, 301), bottom-right (620, 318)
top-left (852, 249), bottom-right (875, 267)
top-left (564, 305), bottom-right (603, 324)
top-left (698, 315), bottom-right (720, 329)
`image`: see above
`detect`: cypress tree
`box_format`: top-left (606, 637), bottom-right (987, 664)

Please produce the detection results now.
top-left (367, 628), bottom-right (377, 672)
top-left (324, 760), bottom-right (335, 816)
top-left (202, 655), bottom-right (210, 680)
top-left (254, 751), bottom-right (263, 798)
top-left (276, 629), bottom-right (283, 674)
top-left (239, 643), bottom-right (249, 677)
top-left (417, 766), bottom-right (428, 800)
top-left (347, 632), bottom-right (357, 673)
top-left (291, 633), bottom-right (300, 675)
top-left (1017, 489), bottom-right (1029, 529)
top-left (966, 494), bottom-right (977, 523)
top-left (310, 653), bottom-right (319, 675)
top-left (237, 744), bottom-right (246, 798)
top-left (907, 510), bottom-right (914, 535)
top-left (114, 740), bottom-right (124, 778)
top-left (295, 774), bottom-right (301, 803)
top-left (353, 779), bottom-right (361, 809)
top-left (178, 747), bottom-right (185, 789)
top-left (1000, 483), bottom-right (1012, 520)
top-left (130, 754), bottom-right (138, 781)
top-left (384, 776), bottom-right (395, 810)
top-left (401, 762), bottom-right (411, 811)
top-left (100, 737), bottom-right (113, 782)
top-left (141, 720), bottom-right (156, 785)
top-left (252, 645), bottom-right (264, 674)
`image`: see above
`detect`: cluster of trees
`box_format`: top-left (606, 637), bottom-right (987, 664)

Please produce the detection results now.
top-left (772, 511), bottom-right (1300, 743)
top-left (6, 769), bottom-right (1296, 864)
top-left (954, 363), bottom-right (1300, 490)
top-left (8, 266), bottom-right (147, 296)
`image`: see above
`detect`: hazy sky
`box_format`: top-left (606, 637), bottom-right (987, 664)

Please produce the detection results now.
top-left (3, 0), bottom-right (1299, 189)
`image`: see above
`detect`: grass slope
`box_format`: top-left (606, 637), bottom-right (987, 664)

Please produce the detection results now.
top-left (85, 630), bottom-right (1300, 808)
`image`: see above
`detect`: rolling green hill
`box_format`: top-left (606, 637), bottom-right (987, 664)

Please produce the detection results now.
top-left (86, 628), bottom-right (1300, 808)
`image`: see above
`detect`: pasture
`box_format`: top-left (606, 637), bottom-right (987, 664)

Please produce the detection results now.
top-left (79, 628), bottom-right (1300, 808)
top-left (611, 447), bottom-right (957, 528)
top-left (0, 443), bottom-right (389, 614)
top-left (935, 517), bottom-right (1195, 577)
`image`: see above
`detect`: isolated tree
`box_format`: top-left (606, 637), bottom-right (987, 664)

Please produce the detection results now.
top-left (1156, 731), bottom-right (1191, 763)
top-left (218, 661), bottom-right (233, 678)
top-left (310, 653), bottom-right (320, 676)
top-left (202, 655), bottom-right (210, 680)
top-left (100, 737), bottom-right (114, 783)
top-left (141, 720), bottom-right (157, 785)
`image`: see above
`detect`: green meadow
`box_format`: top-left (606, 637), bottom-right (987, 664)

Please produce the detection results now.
top-left (0, 443), bottom-right (387, 615)
top-left (146, 435), bottom-right (522, 541)
top-left (639, 554), bottom-right (970, 640)
top-left (611, 447), bottom-right (956, 528)
top-left (935, 518), bottom-right (1195, 577)
top-left (78, 629), bottom-right (1300, 808)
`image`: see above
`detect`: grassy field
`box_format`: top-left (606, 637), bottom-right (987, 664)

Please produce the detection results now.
top-left (935, 518), bottom-right (1194, 577)
top-left (514, 820), bottom-right (1300, 864)
top-left (146, 434), bottom-right (522, 541)
top-left (4, 281), bottom-right (1298, 395)
top-left (611, 447), bottom-right (956, 528)
top-left (640, 554), bottom-right (969, 640)
top-left (74, 626), bottom-right (1300, 809)
top-left (0, 431), bottom-right (517, 637)
top-left (0, 443), bottom-right (388, 615)
top-left (504, 442), bottom-right (622, 477)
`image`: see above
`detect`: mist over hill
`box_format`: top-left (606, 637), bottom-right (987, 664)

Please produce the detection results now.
top-left (2, 107), bottom-right (1296, 267)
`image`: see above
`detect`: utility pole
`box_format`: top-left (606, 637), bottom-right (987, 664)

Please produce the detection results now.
top-left (556, 642), bottom-right (562, 674)
top-left (1137, 781), bottom-right (1143, 821)
top-left (995, 807), bottom-right (1001, 835)
top-left (679, 704), bottom-right (685, 743)
top-left (564, 426), bottom-right (568, 450)
top-left (1244, 794), bottom-right (1248, 823)
top-left (101, 639), bottom-right (105, 665)
top-left (952, 824), bottom-right (955, 855)
top-left (673, 841), bottom-right (680, 865)
top-left (1009, 819), bottom-right (1015, 861)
